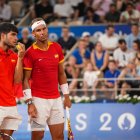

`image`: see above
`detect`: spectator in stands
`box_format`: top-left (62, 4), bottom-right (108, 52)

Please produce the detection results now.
top-left (118, 60), bottom-right (140, 96)
top-left (104, 60), bottom-right (120, 88)
top-left (105, 3), bottom-right (120, 23)
top-left (133, 39), bottom-right (140, 61)
top-left (64, 63), bottom-right (76, 81)
top-left (91, 42), bottom-right (109, 72)
top-left (65, 0), bottom-right (82, 8)
top-left (83, 7), bottom-right (100, 25)
top-left (69, 38), bottom-right (90, 70)
top-left (98, 24), bottom-right (119, 53)
top-left (0, 0), bottom-right (12, 22)
top-left (66, 58), bottom-right (79, 97)
top-left (57, 26), bottom-right (77, 55)
top-left (64, 63), bottom-right (78, 93)
top-left (103, 60), bottom-right (120, 98)
top-left (81, 32), bottom-right (94, 51)
top-left (97, 60), bottom-right (120, 99)
top-left (18, 28), bottom-right (34, 50)
top-left (113, 39), bottom-right (135, 69)
top-left (74, 0), bottom-right (91, 21)
top-left (115, 0), bottom-right (127, 12)
top-left (120, 3), bottom-right (140, 23)
top-left (133, 39), bottom-right (140, 77)
top-left (125, 23), bottom-right (140, 50)
top-left (135, 0), bottom-right (140, 12)
top-left (54, 0), bottom-right (74, 23)
top-left (68, 38), bottom-right (90, 95)
top-left (132, 39), bottom-right (140, 54)
top-left (92, 0), bottom-right (113, 22)
top-left (31, 0), bottom-right (54, 24)
top-left (82, 62), bottom-right (100, 100)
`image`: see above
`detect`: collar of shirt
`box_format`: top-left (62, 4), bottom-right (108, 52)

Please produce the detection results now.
top-left (0, 47), bottom-right (13, 55)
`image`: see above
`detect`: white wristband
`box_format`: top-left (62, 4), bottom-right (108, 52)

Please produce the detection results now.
top-left (23, 89), bottom-right (32, 100)
top-left (60, 83), bottom-right (69, 95)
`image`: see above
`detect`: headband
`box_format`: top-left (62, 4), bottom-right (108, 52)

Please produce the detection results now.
top-left (31, 20), bottom-right (46, 31)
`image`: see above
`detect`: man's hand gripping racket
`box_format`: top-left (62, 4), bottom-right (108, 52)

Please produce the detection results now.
top-left (0, 132), bottom-right (15, 140)
top-left (66, 107), bottom-right (74, 140)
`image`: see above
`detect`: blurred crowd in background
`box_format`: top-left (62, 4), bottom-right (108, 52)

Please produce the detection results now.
top-left (0, 0), bottom-right (140, 103)
top-left (1, 0), bottom-right (140, 25)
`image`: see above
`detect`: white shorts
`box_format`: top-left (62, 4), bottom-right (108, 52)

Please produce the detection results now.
top-left (0, 106), bottom-right (22, 130)
top-left (30, 97), bottom-right (64, 131)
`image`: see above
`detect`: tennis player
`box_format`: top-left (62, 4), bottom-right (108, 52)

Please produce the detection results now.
top-left (23, 18), bottom-right (72, 140)
top-left (0, 22), bottom-right (24, 137)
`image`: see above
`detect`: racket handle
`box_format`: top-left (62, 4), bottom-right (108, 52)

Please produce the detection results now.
top-left (66, 107), bottom-right (70, 119)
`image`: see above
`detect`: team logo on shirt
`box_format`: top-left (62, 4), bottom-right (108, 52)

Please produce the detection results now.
top-left (11, 59), bottom-right (16, 62)
top-left (38, 58), bottom-right (42, 61)
top-left (54, 54), bottom-right (59, 58)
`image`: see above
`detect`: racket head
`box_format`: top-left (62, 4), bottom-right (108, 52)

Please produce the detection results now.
top-left (0, 133), bottom-right (15, 140)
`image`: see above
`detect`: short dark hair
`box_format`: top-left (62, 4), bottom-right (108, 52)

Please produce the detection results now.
top-left (131, 23), bottom-right (139, 27)
top-left (86, 7), bottom-right (94, 13)
top-left (62, 25), bottom-right (69, 30)
top-left (126, 2), bottom-right (134, 8)
top-left (118, 39), bottom-right (126, 44)
top-left (106, 24), bottom-right (114, 30)
top-left (133, 39), bottom-right (140, 49)
top-left (0, 22), bottom-right (18, 38)
top-left (110, 3), bottom-right (116, 8)
top-left (109, 60), bottom-right (116, 64)
top-left (30, 17), bottom-right (45, 26)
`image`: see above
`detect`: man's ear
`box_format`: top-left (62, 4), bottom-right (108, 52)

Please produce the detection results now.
top-left (0, 33), bottom-right (6, 40)
top-left (32, 32), bottom-right (35, 38)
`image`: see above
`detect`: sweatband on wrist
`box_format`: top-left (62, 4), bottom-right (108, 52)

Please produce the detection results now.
top-left (31, 20), bottom-right (46, 31)
top-left (23, 89), bottom-right (32, 100)
top-left (60, 83), bottom-right (69, 95)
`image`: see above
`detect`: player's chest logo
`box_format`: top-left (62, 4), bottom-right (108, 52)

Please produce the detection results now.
top-left (54, 54), bottom-right (59, 58)
top-left (11, 59), bottom-right (16, 63)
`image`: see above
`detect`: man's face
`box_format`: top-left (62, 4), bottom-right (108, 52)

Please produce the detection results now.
top-left (2, 31), bottom-right (18, 48)
top-left (107, 27), bottom-right (114, 36)
top-left (127, 62), bottom-right (135, 69)
top-left (32, 24), bottom-right (48, 42)
top-left (22, 29), bottom-right (29, 39)
top-left (127, 5), bottom-right (133, 14)
top-left (119, 42), bottom-right (126, 51)
top-left (95, 42), bottom-right (103, 52)
top-left (110, 6), bottom-right (116, 12)
top-left (109, 62), bottom-right (116, 71)
top-left (83, 36), bottom-right (90, 42)
top-left (62, 28), bottom-right (69, 37)
top-left (131, 25), bottom-right (138, 34)
top-left (78, 40), bottom-right (87, 49)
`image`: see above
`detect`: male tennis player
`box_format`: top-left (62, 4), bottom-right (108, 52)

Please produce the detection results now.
top-left (23, 18), bottom-right (72, 140)
top-left (0, 22), bottom-right (25, 137)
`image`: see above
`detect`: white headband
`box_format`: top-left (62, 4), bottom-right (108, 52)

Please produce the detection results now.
top-left (31, 20), bottom-right (46, 31)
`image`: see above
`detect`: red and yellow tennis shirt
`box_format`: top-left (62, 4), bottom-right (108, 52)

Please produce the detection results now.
top-left (23, 41), bottom-right (64, 99)
top-left (0, 48), bottom-right (17, 106)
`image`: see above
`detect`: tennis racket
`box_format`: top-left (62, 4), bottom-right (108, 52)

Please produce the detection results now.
top-left (0, 132), bottom-right (15, 140)
top-left (66, 107), bottom-right (74, 140)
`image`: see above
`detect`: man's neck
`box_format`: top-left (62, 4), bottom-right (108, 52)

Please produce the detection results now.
top-left (0, 42), bottom-right (8, 51)
top-left (36, 40), bottom-right (48, 50)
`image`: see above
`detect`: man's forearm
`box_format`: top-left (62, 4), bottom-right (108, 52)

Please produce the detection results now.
top-left (14, 58), bottom-right (23, 83)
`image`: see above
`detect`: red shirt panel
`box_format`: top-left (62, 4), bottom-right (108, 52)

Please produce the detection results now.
top-left (0, 48), bottom-right (17, 106)
top-left (23, 41), bottom-right (64, 99)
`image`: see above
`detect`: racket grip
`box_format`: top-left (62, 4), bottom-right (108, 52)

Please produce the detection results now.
top-left (66, 107), bottom-right (70, 119)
